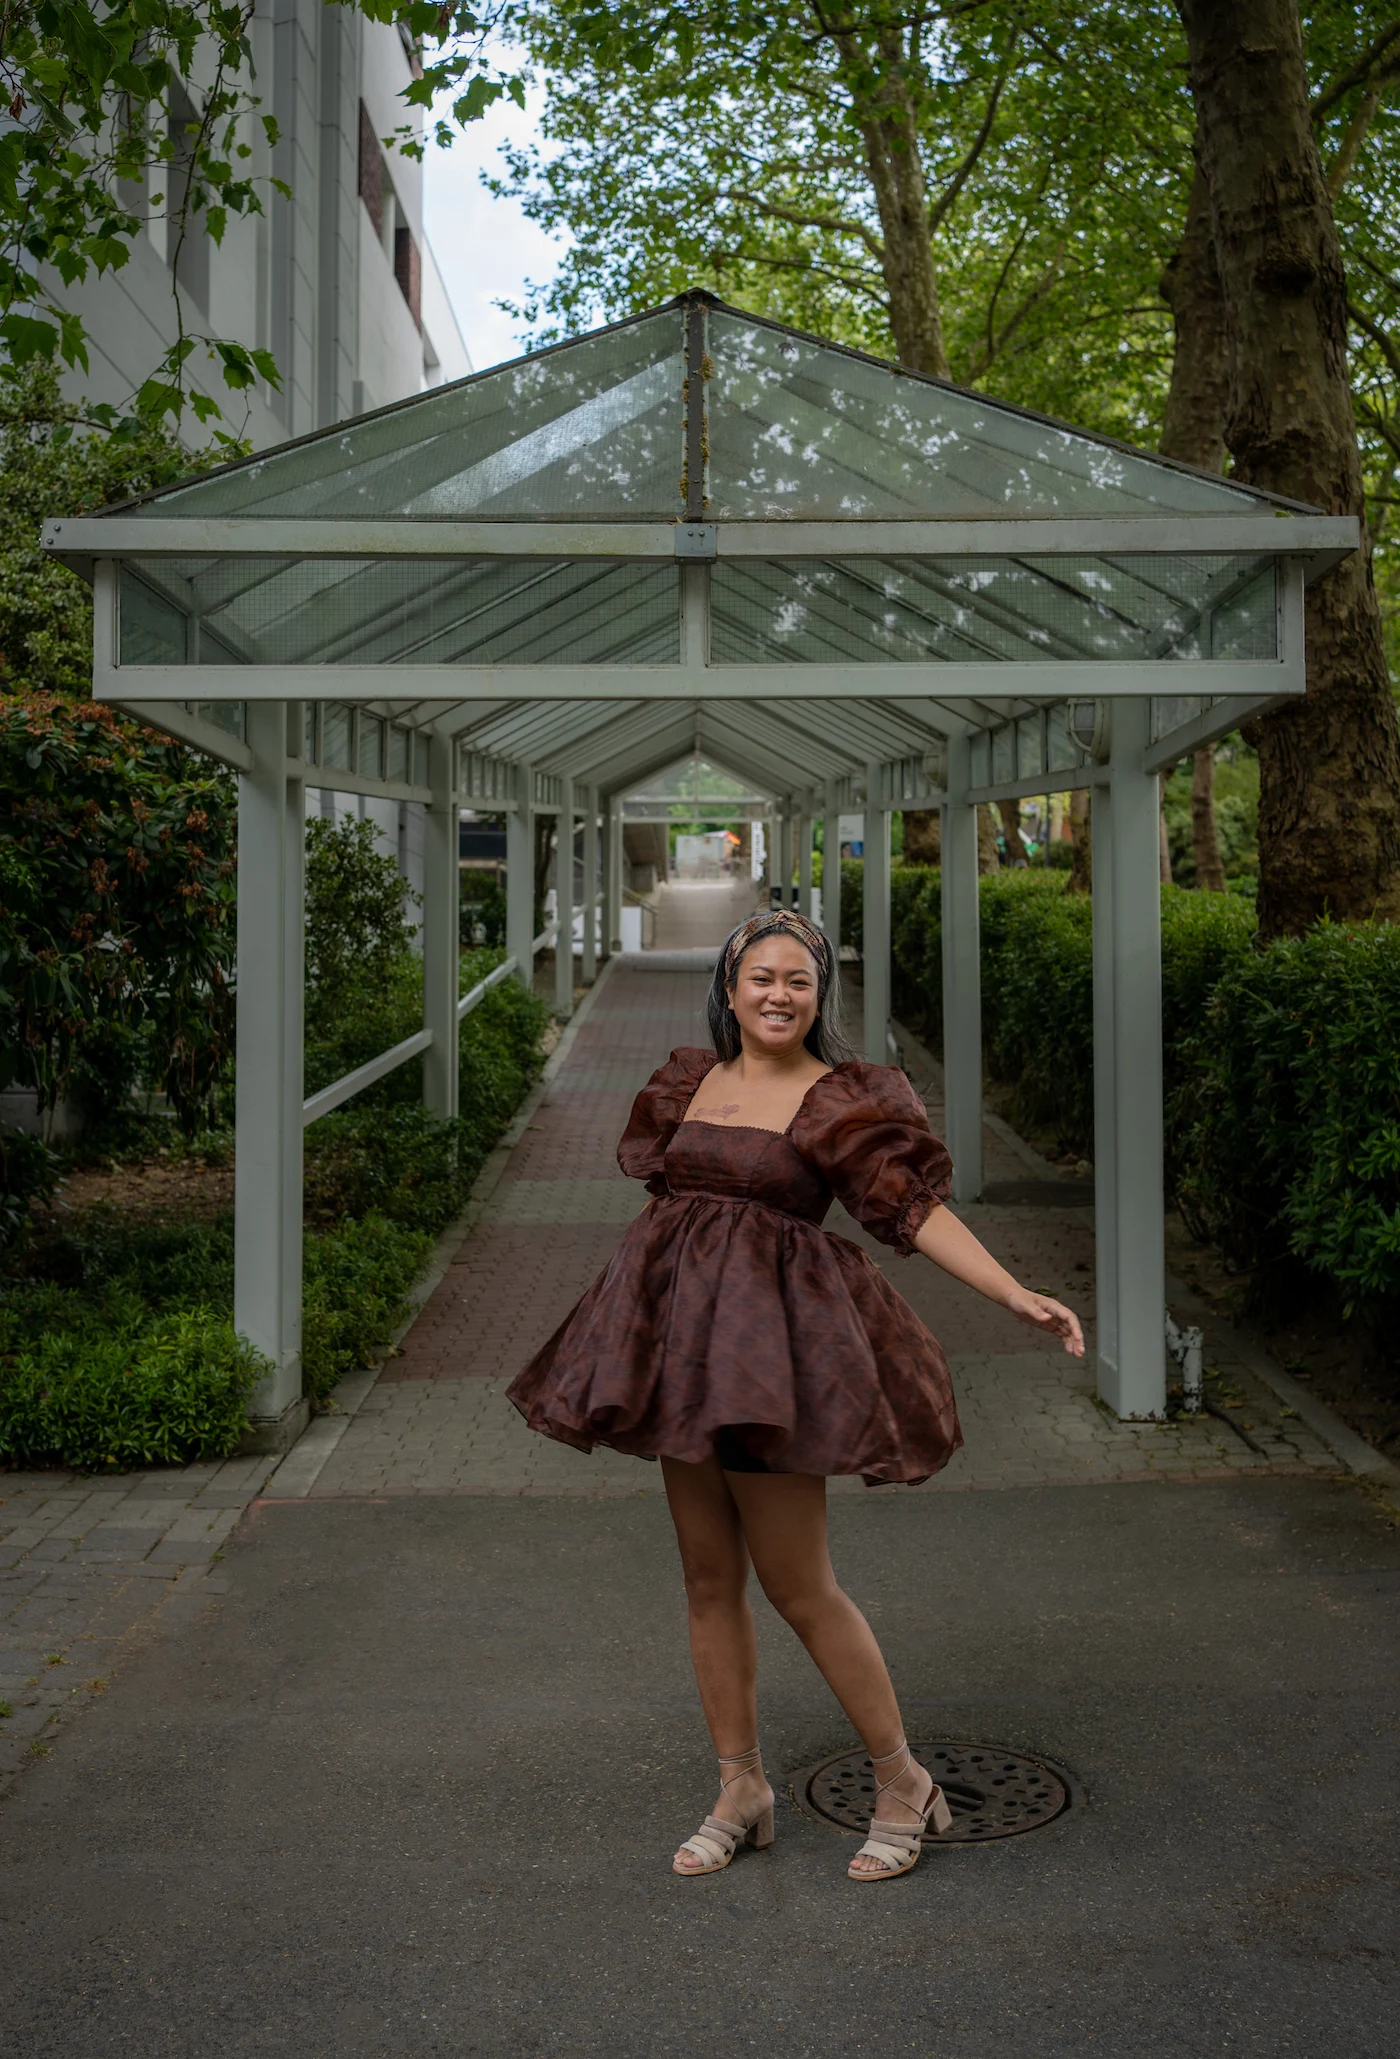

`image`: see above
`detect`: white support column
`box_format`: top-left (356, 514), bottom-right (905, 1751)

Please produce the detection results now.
top-left (772, 806), bottom-right (787, 905)
top-left (581, 786), bottom-right (598, 983)
top-left (421, 733), bottom-right (459, 1122)
top-left (940, 735), bottom-right (983, 1202)
top-left (234, 700), bottom-right (308, 1444)
top-left (1093, 699), bottom-right (1167, 1419)
top-left (862, 761), bottom-right (891, 1063)
top-left (506, 765), bottom-right (534, 990)
top-left (555, 775), bottom-right (575, 1017)
top-left (822, 779), bottom-right (842, 961)
top-left (606, 796), bottom-right (623, 953)
top-left (798, 797), bottom-right (814, 920)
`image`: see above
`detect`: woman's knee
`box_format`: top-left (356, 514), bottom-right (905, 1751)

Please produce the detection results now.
top-left (680, 1553), bottom-right (748, 1615)
top-left (756, 1565), bottom-right (842, 1633)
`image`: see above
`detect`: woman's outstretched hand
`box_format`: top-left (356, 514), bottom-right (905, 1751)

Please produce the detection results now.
top-left (1003, 1286), bottom-right (1084, 1356)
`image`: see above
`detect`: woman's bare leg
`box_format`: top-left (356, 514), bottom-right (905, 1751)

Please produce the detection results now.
top-left (726, 1472), bottom-right (933, 1876)
top-left (660, 1456), bottom-right (773, 1869)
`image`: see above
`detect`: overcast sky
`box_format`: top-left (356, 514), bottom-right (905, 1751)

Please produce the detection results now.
top-left (421, 82), bottom-right (569, 371)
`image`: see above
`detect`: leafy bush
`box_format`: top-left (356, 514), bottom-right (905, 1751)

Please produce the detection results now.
top-left (302, 1214), bottom-right (434, 1403)
top-left (460, 877), bottom-right (507, 946)
top-left (1169, 923), bottom-right (1400, 1320)
top-left (0, 1307), bottom-right (266, 1471)
top-left (885, 867), bottom-right (1257, 1159)
top-left (305, 815), bottom-right (419, 1034)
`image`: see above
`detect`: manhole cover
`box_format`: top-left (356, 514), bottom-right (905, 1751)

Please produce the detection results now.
top-left (799, 1741), bottom-right (1072, 1844)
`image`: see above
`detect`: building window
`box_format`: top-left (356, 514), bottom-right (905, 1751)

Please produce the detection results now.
top-left (358, 101), bottom-right (385, 238)
top-left (394, 224), bottom-right (422, 329)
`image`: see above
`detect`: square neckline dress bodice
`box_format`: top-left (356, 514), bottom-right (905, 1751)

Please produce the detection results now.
top-left (505, 1048), bottom-right (963, 1485)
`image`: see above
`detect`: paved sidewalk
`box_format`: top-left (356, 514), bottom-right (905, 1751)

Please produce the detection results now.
top-left (0, 1454), bottom-right (274, 1792)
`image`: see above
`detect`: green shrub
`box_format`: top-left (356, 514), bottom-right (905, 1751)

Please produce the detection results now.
top-left (0, 1308), bottom-right (266, 1471)
top-left (302, 1213), bottom-right (434, 1403)
top-left (1169, 922), bottom-right (1400, 1321)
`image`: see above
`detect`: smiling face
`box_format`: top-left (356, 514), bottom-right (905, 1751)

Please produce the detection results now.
top-left (726, 933), bottom-right (821, 1056)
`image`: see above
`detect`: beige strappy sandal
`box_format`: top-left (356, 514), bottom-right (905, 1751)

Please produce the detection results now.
top-left (848, 1741), bottom-right (952, 1882)
top-left (673, 1746), bottom-right (775, 1876)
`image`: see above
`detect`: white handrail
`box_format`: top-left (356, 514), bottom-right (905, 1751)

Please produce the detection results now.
top-left (457, 955), bottom-right (518, 1020)
top-left (302, 1027), bottom-right (433, 1127)
top-left (533, 921), bottom-right (557, 952)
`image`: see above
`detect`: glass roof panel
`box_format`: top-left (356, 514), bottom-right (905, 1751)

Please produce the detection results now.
top-left (131, 312), bottom-right (685, 520)
top-left (621, 754), bottom-right (771, 816)
top-left (120, 559), bottom-right (680, 665)
top-left (705, 311), bottom-right (1267, 520)
top-left (709, 556), bottom-right (1277, 665)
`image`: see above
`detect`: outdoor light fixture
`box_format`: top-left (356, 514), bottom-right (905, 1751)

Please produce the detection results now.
top-left (1069, 700), bottom-right (1111, 762)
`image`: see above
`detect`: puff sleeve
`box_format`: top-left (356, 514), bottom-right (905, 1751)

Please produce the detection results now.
top-left (792, 1062), bottom-right (953, 1254)
top-left (616, 1047), bottom-right (717, 1194)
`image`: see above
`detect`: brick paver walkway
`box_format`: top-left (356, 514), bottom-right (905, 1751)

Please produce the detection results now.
top-left (301, 902), bottom-right (1340, 1502)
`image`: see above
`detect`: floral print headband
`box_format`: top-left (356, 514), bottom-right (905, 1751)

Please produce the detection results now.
top-left (722, 910), bottom-right (832, 989)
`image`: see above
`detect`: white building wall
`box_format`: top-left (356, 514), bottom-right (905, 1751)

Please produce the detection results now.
top-left (53, 5), bottom-right (471, 443)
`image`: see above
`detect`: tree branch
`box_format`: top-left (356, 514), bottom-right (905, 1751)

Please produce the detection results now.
top-left (1310, 19), bottom-right (1400, 120)
top-left (927, 46), bottom-right (1017, 234)
top-left (717, 185), bottom-right (885, 262)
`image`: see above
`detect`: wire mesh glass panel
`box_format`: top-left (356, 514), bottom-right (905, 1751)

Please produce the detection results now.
top-left (188, 699), bottom-right (245, 742)
top-left (121, 572), bottom-right (186, 661)
top-left (992, 726), bottom-right (1015, 784)
top-left (130, 313), bottom-right (685, 519)
top-left (358, 714), bottom-right (384, 777)
top-left (1211, 568), bottom-right (1276, 657)
top-left (1046, 705), bottom-right (1075, 773)
top-left (386, 724), bottom-right (409, 780)
top-left (1016, 718), bottom-right (1043, 780)
top-left (705, 312), bottom-right (1269, 519)
top-left (120, 557), bottom-right (681, 665)
top-left (323, 704), bottom-right (352, 769)
top-left (709, 556), bottom-right (1278, 663)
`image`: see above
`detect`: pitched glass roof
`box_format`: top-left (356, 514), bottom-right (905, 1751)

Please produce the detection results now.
top-left (116, 296), bottom-right (1277, 525)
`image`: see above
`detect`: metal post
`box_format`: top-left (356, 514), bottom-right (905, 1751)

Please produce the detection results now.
top-left (599, 793), bottom-right (614, 962)
top-left (773, 806), bottom-right (787, 905)
top-left (581, 785), bottom-right (598, 983)
top-left (607, 796), bottom-right (623, 953)
top-left (234, 700), bottom-right (307, 1443)
top-left (862, 761), bottom-right (891, 1063)
top-left (422, 733), bottom-right (459, 1121)
top-left (555, 775), bottom-right (575, 1017)
top-left (1091, 775), bottom-right (1118, 1402)
top-left (1095, 699), bottom-right (1167, 1419)
top-left (798, 797), bottom-right (814, 919)
top-left (941, 735), bottom-right (983, 1202)
top-left (822, 778), bottom-right (842, 961)
top-left (506, 763), bottom-right (533, 990)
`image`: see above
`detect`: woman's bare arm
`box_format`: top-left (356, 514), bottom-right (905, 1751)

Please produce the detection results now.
top-left (913, 1204), bottom-right (1085, 1357)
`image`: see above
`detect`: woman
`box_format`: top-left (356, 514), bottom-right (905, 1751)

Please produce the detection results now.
top-left (508, 910), bottom-right (1083, 1883)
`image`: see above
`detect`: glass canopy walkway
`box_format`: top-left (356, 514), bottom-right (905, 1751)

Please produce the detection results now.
top-left (45, 290), bottom-right (1357, 1447)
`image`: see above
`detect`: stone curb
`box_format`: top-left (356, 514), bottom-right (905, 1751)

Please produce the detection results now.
top-left (264, 955), bottom-right (622, 1501)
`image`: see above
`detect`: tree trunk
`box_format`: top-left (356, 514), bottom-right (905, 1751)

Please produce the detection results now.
top-left (1191, 746), bottom-right (1227, 889)
top-left (1159, 770), bottom-right (1174, 883)
top-left (1068, 787), bottom-right (1092, 893)
top-left (834, 29), bottom-right (951, 377)
top-left (977, 804), bottom-right (1000, 873)
top-left (1177, 0), bottom-right (1400, 936)
top-left (1158, 143), bottom-right (1232, 893)
top-left (902, 807), bottom-right (941, 865)
top-left (1158, 156), bottom-right (1231, 474)
top-left (996, 797), bottom-right (1026, 865)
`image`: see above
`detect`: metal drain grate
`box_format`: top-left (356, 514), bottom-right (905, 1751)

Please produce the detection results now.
top-left (801, 1741), bottom-right (1071, 1844)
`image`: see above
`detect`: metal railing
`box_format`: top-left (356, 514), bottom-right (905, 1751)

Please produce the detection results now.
top-left (302, 952), bottom-right (522, 1128)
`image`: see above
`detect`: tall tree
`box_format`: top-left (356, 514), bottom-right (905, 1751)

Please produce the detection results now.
top-left (1178, 0), bottom-right (1400, 933)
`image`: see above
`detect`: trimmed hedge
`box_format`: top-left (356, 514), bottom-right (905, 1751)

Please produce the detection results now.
top-left (1169, 923), bottom-right (1400, 1316)
top-left (880, 863), bottom-right (1400, 1327)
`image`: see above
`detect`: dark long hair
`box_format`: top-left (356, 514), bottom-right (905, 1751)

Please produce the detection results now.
top-left (706, 918), bottom-right (856, 1065)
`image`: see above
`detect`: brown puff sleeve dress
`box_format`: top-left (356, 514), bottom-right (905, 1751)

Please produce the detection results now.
top-left (505, 1047), bottom-right (964, 1486)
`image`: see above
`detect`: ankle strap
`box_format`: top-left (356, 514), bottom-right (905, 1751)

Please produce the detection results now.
top-left (718, 1745), bottom-right (762, 1772)
top-left (870, 1740), bottom-right (911, 1795)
